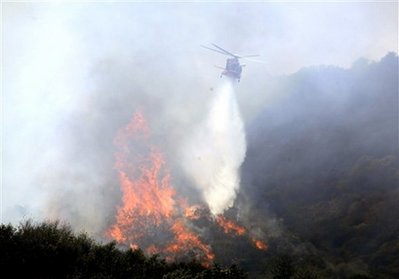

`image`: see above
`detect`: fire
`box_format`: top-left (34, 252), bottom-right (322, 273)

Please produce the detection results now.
top-left (184, 205), bottom-right (203, 220)
top-left (107, 112), bottom-right (267, 265)
top-left (253, 239), bottom-right (268, 251)
top-left (166, 219), bottom-right (214, 265)
top-left (107, 112), bottom-right (214, 264)
top-left (216, 215), bottom-right (246, 236)
top-left (215, 215), bottom-right (268, 251)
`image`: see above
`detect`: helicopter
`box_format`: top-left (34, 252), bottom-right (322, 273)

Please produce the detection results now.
top-left (202, 43), bottom-right (260, 82)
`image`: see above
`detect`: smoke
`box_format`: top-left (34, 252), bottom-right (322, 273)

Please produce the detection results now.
top-left (181, 80), bottom-right (246, 215)
top-left (3, 3), bottom-right (397, 239)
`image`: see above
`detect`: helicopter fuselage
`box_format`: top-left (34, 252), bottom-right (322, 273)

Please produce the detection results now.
top-left (222, 58), bottom-right (243, 82)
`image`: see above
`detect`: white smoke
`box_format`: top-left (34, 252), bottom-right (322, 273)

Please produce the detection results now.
top-left (181, 79), bottom-right (246, 215)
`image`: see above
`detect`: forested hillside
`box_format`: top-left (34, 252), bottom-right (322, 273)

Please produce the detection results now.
top-left (239, 52), bottom-right (398, 278)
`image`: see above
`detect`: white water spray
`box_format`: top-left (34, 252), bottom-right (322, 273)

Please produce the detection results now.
top-left (181, 80), bottom-right (246, 215)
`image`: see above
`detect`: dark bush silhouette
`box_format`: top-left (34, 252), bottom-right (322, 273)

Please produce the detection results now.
top-left (0, 221), bottom-right (247, 279)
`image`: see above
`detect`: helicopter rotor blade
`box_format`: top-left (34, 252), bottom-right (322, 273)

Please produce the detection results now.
top-left (211, 43), bottom-right (238, 58)
top-left (241, 57), bottom-right (267, 64)
top-left (201, 45), bottom-right (230, 56)
top-left (239, 54), bottom-right (260, 58)
top-left (203, 43), bottom-right (264, 63)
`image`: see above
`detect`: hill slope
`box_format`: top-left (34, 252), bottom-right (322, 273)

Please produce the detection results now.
top-left (239, 52), bottom-right (398, 278)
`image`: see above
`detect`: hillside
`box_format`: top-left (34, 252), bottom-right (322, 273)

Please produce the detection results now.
top-left (239, 52), bottom-right (399, 278)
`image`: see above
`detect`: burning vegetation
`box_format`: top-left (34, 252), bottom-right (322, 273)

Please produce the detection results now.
top-left (107, 112), bottom-right (267, 265)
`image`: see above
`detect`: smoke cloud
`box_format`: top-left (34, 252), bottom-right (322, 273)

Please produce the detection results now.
top-left (2, 2), bottom-right (397, 239)
top-left (181, 80), bottom-right (246, 215)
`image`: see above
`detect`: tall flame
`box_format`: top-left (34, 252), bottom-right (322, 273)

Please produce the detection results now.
top-left (107, 112), bottom-right (267, 265)
top-left (107, 112), bottom-right (214, 264)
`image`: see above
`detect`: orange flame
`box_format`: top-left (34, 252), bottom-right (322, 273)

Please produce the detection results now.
top-left (166, 219), bottom-right (214, 265)
top-left (253, 238), bottom-right (268, 251)
top-left (107, 112), bottom-right (214, 264)
top-left (216, 215), bottom-right (246, 236)
top-left (107, 112), bottom-right (267, 265)
top-left (215, 216), bottom-right (269, 252)
top-left (184, 205), bottom-right (203, 220)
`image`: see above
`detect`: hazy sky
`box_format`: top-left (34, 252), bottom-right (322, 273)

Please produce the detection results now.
top-left (2, 2), bottom-right (398, 227)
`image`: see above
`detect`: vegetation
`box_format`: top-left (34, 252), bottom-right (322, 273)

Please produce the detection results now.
top-left (0, 221), bottom-right (337, 279)
top-left (239, 52), bottom-right (398, 278)
top-left (0, 220), bottom-right (247, 279)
